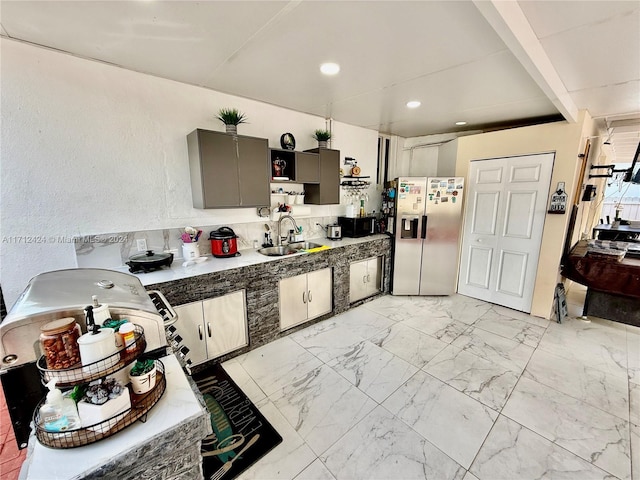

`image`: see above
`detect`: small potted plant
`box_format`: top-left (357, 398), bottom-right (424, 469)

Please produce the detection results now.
top-left (128, 359), bottom-right (157, 394)
top-left (216, 108), bottom-right (248, 135)
top-left (313, 129), bottom-right (332, 148)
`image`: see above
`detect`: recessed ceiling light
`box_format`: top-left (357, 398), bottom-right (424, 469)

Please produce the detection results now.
top-left (320, 63), bottom-right (340, 75)
top-left (455, 121), bottom-right (467, 126)
top-left (406, 101), bottom-right (421, 109)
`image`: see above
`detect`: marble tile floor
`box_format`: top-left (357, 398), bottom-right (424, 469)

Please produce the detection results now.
top-left (226, 286), bottom-right (639, 480)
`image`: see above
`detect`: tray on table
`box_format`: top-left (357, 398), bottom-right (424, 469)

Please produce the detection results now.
top-left (37, 325), bottom-right (146, 387)
top-left (34, 359), bottom-right (166, 449)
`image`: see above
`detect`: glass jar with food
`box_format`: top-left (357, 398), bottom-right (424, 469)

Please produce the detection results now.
top-left (40, 318), bottom-right (82, 370)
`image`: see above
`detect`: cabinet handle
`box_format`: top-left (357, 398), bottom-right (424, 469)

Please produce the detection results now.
top-left (198, 324), bottom-right (203, 341)
top-left (363, 275), bottom-right (367, 284)
top-left (207, 322), bottom-right (212, 338)
top-left (367, 274), bottom-right (371, 283)
top-left (302, 291), bottom-right (307, 304)
top-left (308, 290), bottom-right (312, 302)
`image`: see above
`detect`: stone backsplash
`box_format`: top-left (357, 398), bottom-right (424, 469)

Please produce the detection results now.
top-left (75, 216), bottom-right (338, 269)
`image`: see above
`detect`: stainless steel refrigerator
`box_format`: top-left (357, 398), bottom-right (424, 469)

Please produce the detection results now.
top-left (391, 176), bottom-right (464, 295)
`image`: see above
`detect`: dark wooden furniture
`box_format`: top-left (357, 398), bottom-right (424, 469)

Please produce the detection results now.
top-left (562, 240), bottom-right (640, 326)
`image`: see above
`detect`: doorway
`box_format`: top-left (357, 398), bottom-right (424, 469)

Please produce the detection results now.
top-left (458, 153), bottom-right (555, 313)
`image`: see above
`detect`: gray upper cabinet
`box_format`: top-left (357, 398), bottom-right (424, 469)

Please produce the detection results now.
top-left (303, 148), bottom-right (340, 205)
top-left (295, 152), bottom-right (320, 183)
top-left (187, 129), bottom-right (270, 208)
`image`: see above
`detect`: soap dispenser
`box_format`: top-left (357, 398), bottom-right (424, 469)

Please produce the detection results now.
top-left (39, 379), bottom-right (81, 432)
top-left (90, 295), bottom-right (111, 326)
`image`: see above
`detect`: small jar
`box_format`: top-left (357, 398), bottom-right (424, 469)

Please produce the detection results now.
top-left (118, 322), bottom-right (137, 353)
top-left (40, 317), bottom-right (81, 370)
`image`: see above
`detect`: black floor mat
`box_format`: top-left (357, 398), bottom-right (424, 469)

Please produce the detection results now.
top-left (193, 364), bottom-right (282, 480)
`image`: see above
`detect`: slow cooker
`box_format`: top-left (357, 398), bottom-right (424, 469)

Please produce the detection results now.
top-left (209, 227), bottom-right (240, 258)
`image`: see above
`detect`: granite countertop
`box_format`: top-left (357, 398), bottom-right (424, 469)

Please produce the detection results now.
top-left (20, 354), bottom-right (210, 479)
top-left (114, 234), bottom-right (390, 287)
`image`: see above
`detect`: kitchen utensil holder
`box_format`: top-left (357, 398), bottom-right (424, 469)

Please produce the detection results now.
top-left (33, 359), bottom-right (166, 449)
top-left (182, 242), bottom-right (200, 260)
top-left (37, 325), bottom-right (147, 388)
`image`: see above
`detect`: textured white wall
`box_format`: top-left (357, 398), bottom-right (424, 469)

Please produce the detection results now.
top-left (0, 39), bottom-right (379, 307)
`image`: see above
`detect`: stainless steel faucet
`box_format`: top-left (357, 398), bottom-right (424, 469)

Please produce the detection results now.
top-left (277, 214), bottom-right (299, 246)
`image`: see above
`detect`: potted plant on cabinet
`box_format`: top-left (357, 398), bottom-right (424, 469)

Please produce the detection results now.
top-left (216, 108), bottom-right (248, 135)
top-left (313, 129), bottom-right (332, 148)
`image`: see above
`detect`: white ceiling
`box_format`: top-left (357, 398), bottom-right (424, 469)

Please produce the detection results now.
top-left (1, 0), bottom-right (639, 162)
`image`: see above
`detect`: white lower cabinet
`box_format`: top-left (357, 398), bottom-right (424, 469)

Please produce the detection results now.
top-left (279, 268), bottom-right (332, 331)
top-left (349, 256), bottom-right (383, 303)
top-left (174, 290), bottom-right (248, 365)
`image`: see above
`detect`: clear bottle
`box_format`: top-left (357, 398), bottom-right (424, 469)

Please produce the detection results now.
top-left (39, 379), bottom-right (81, 432)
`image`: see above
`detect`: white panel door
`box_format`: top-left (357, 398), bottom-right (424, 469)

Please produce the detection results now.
top-left (173, 302), bottom-right (207, 365)
top-left (458, 153), bottom-right (554, 312)
top-left (350, 259), bottom-right (369, 303)
top-left (203, 290), bottom-right (248, 358)
top-left (279, 273), bottom-right (308, 330)
top-left (307, 268), bottom-right (332, 320)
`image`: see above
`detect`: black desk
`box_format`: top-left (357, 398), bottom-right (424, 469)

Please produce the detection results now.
top-left (592, 224), bottom-right (640, 241)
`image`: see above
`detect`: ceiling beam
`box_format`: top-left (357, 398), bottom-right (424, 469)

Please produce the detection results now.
top-left (473, 0), bottom-right (579, 123)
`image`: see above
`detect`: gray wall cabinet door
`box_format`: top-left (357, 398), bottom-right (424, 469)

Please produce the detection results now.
top-left (237, 135), bottom-right (270, 206)
top-left (304, 148), bottom-right (340, 205)
top-left (188, 129), bottom-right (269, 208)
top-left (295, 152), bottom-right (320, 183)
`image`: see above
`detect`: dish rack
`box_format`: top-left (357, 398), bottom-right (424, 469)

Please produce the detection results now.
top-left (33, 325), bottom-right (167, 448)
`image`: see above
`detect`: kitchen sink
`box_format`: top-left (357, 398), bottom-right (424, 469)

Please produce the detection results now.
top-left (258, 246), bottom-right (298, 256)
top-left (287, 241), bottom-right (323, 250)
top-left (257, 242), bottom-right (325, 257)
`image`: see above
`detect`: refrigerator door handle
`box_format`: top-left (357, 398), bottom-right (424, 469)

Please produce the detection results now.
top-left (421, 215), bottom-right (428, 239)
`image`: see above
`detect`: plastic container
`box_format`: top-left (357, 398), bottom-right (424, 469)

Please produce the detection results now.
top-left (40, 318), bottom-right (82, 370)
top-left (38, 379), bottom-right (81, 432)
top-left (118, 322), bottom-right (137, 353)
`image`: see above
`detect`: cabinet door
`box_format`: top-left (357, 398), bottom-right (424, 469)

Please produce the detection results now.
top-left (203, 290), bottom-right (248, 358)
top-left (238, 136), bottom-right (270, 207)
top-left (349, 259), bottom-right (369, 303)
top-left (318, 149), bottom-right (340, 204)
top-left (295, 152), bottom-right (320, 183)
top-left (279, 274), bottom-right (308, 331)
top-left (304, 148), bottom-right (340, 205)
top-left (173, 302), bottom-right (208, 366)
top-left (307, 268), bottom-right (332, 320)
top-left (366, 256), bottom-right (384, 297)
top-left (194, 130), bottom-right (241, 209)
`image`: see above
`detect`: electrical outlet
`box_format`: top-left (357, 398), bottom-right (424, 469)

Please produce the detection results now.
top-left (136, 239), bottom-right (148, 252)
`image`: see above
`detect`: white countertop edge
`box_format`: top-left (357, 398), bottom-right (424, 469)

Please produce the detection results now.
top-left (114, 234), bottom-right (390, 286)
top-left (21, 354), bottom-right (207, 480)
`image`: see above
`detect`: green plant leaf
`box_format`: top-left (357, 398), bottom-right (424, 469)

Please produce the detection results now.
top-left (216, 108), bottom-right (248, 125)
top-left (313, 129), bottom-right (331, 141)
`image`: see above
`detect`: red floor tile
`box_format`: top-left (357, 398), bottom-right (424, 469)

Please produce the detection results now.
top-left (0, 390), bottom-right (25, 478)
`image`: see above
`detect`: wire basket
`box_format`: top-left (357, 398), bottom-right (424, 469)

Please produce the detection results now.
top-left (34, 359), bottom-right (166, 449)
top-left (37, 324), bottom-right (147, 388)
